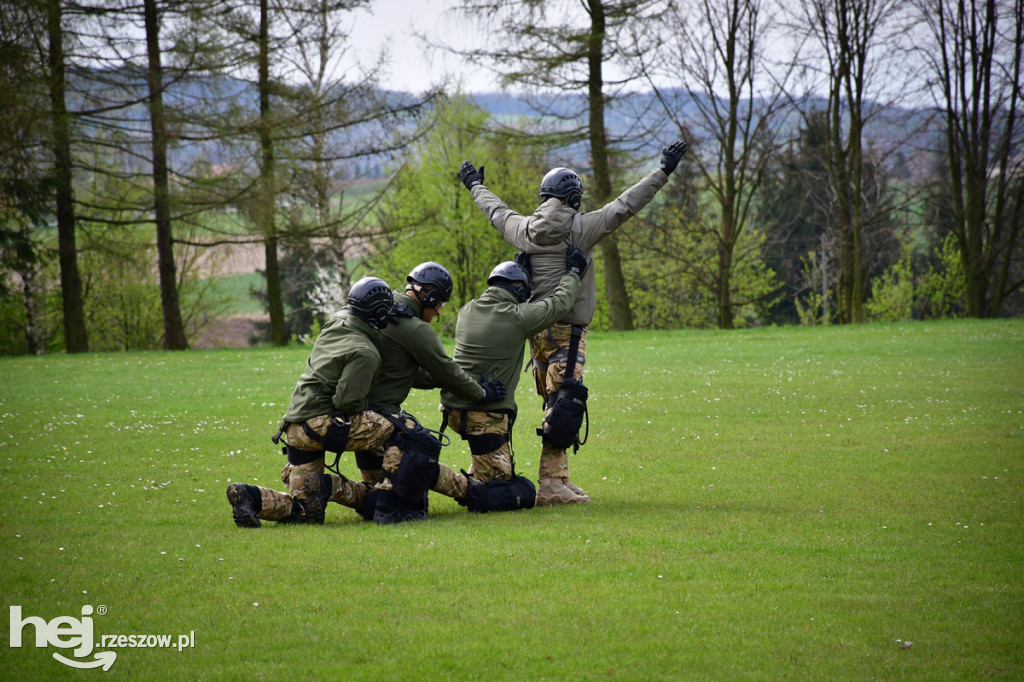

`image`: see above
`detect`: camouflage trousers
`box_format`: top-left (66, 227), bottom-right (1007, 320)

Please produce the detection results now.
top-left (255, 410), bottom-right (395, 521)
top-left (441, 407), bottom-right (513, 483)
top-left (529, 324), bottom-right (587, 481)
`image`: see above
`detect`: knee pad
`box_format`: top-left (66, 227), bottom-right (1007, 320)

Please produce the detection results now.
top-left (467, 432), bottom-right (506, 456)
top-left (286, 445), bottom-right (321, 466)
top-left (354, 449), bottom-right (384, 471)
top-left (465, 476), bottom-right (536, 513)
top-left (390, 424), bottom-right (442, 502)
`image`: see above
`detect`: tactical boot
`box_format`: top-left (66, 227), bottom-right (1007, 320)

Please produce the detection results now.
top-left (226, 483), bottom-right (261, 528)
top-left (565, 479), bottom-right (591, 502)
top-left (536, 477), bottom-right (587, 507)
top-left (303, 473), bottom-right (333, 525)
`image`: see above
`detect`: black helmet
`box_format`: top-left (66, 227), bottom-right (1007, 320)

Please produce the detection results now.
top-left (539, 167), bottom-right (584, 210)
top-left (347, 276), bottom-right (393, 329)
top-left (407, 261), bottom-right (454, 309)
top-left (487, 261), bottom-right (532, 303)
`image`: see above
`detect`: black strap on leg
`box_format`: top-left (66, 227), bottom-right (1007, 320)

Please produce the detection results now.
top-left (563, 325), bottom-right (584, 383)
top-left (271, 420), bottom-right (289, 445)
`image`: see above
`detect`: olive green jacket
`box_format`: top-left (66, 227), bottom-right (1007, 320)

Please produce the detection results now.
top-left (440, 273), bottom-right (582, 413)
top-left (282, 309), bottom-right (381, 422)
top-left (368, 290), bottom-right (484, 414)
top-left (470, 169), bottom-right (668, 326)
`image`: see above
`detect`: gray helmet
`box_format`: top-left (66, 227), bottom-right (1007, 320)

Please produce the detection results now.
top-left (487, 261), bottom-right (532, 303)
top-left (406, 261), bottom-right (454, 309)
top-left (539, 167), bottom-right (584, 210)
top-left (347, 276), bottom-right (393, 329)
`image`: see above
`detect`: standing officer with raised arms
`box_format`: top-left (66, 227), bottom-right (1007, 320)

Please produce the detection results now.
top-left (455, 140), bottom-right (688, 505)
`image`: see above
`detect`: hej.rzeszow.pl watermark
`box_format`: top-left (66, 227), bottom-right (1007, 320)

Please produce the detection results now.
top-left (9, 605), bottom-right (195, 671)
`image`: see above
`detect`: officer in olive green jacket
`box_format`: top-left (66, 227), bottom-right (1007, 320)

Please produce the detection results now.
top-left (440, 250), bottom-right (585, 495)
top-left (226, 276), bottom-right (399, 528)
top-left (456, 140), bottom-right (688, 504)
top-left (343, 262), bottom-right (505, 512)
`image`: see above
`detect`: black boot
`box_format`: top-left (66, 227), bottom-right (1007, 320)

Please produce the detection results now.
top-left (226, 483), bottom-right (261, 528)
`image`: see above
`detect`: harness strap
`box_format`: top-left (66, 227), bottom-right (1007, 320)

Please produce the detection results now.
top-left (271, 420), bottom-right (288, 445)
top-left (563, 325), bottom-right (584, 383)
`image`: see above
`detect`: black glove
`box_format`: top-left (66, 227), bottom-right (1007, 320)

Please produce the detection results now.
top-left (513, 251), bottom-right (532, 276)
top-left (659, 139), bottom-right (688, 175)
top-left (457, 160), bottom-right (485, 189)
top-left (565, 245), bottom-right (588, 277)
top-left (479, 375), bottom-right (507, 402)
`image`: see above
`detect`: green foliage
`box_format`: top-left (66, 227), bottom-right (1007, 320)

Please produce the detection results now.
top-left (864, 234), bottom-right (968, 323)
top-left (368, 95), bottom-right (546, 334)
top-left (624, 170), bottom-right (778, 329)
top-left (865, 244), bottom-right (915, 322)
top-left (1, 320), bottom-right (1022, 679)
top-left (917, 233), bottom-right (967, 319)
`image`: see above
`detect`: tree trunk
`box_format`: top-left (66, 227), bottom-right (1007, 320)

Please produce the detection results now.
top-left (588, 0), bottom-right (634, 331)
top-left (144, 0), bottom-right (188, 350)
top-left (46, 0), bottom-right (87, 353)
top-left (260, 0), bottom-right (287, 345)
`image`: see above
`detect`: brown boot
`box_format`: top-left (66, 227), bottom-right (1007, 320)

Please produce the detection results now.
top-left (536, 477), bottom-right (587, 507)
top-left (565, 479), bottom-right (590, 502)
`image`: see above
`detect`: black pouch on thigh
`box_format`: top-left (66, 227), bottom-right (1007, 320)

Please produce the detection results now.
top-left (537, 378), bottom-right (589, 450)
top-left (466, 475), bottom-right (536, 513)
top-left (390, 424), bottom-right (441, 502)
top-left (320, 414), bottom-right (351, 452)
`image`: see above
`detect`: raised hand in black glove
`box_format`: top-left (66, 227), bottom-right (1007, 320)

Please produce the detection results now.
top-left (659, 139), bottom-right (688, 175)
top-left (565, 245), bottom-right (588, 277)
top-left (513, 251), bottom-right (532, 276)
top-left (479, 375), bottom-right (507, 402)
top-left (457, 160), bottom-right (485, 189)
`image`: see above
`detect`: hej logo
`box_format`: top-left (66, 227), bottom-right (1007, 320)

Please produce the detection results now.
top-left (9, 605), bottom-right (116, 670)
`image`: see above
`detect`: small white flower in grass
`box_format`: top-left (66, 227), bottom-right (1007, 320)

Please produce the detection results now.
top-left (658, 575), bottom-right (663, 579)
top-left (161, 551), bottom-right (167, 555)
top-left (253, 602), bottom-right (258, 607)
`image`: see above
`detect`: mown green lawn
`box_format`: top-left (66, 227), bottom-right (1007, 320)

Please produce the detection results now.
top-left (1, 319), bottom-right (1021, 680)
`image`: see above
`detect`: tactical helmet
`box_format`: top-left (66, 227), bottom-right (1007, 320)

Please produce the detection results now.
top-left (406, 261), bottom-right (454, 309)
top-left (539, 167), bottom-right (584, 210)
top-left (487, 261), bottom-right (532, 303)
top-left (347, 276), bottom-right (394, 329)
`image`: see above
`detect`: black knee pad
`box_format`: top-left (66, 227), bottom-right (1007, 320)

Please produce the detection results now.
top-left (390, 424), bottom-right (442, 502)
top-left (354, 450), bottom-right (384, 471)
top-left (465, 476), bottom-right (536, 513)
top-left (467, 432), bottom-right (506, 456)
top-left (286, 445), bottom-right (321, 466)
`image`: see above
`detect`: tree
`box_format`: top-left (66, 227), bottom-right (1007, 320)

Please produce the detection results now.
top-left (915, 0), bottom-right (1023, 317)
top-left (443, 0), bottom-right (666, 330)
top-left (143, 0), bottom-right (188, 349)
top-left (370, 95), bottom-right (546, 334)
top-left (1, 0), bottom-right (53, 353)
top-left (46, 0), bottom-right (88, 351)
top-left (637, 0), bottom-right (790, 328)
top-left (788, 0), bottom-right (912, 323)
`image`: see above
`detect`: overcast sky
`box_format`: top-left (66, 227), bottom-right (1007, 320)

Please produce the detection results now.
top-left (345, 0), bottom-right (496, 93)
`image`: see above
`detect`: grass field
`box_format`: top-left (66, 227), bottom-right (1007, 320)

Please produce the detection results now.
top-left (1, 320), bottom-right (1022, 680)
